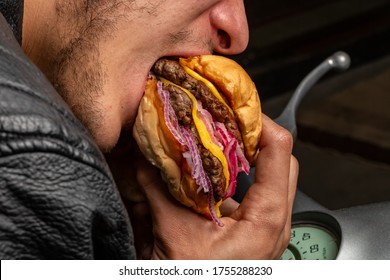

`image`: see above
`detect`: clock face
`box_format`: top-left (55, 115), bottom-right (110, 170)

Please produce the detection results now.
top-left (280, 224), bottom-right (340, 260)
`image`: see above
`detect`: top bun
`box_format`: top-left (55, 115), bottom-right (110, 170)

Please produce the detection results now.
top-left (179, 55), bottom-right (262, 164)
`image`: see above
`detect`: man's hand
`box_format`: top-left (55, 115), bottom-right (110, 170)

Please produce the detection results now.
top-left (130, 115), bottom-right (298, 259)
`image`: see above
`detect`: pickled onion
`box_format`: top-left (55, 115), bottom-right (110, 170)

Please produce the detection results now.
top-left (181, 127), bottom-right (212, 193)
top-left (208, 190), bottom-right (224, 227)
top-left (157, 81), bottom-right (186, 146)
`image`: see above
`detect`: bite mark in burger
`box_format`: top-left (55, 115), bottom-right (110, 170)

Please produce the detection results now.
top-left (133, 55), bottom-right (262, 226)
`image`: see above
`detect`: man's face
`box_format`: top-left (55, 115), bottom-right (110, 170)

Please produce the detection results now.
top-left (23, 0), bottom-right (249, 151)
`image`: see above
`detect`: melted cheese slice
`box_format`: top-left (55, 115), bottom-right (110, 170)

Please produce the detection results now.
top-left (180, 64), bottom-right (234, 115)
top-left (160, 77), bottom-right (230, 190)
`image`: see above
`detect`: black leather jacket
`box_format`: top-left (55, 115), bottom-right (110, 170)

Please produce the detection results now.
top-left (0, 4), bottom-right (135, 259)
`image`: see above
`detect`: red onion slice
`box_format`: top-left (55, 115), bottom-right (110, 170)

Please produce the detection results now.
top-left (157, 81), bottom-right (186, 146)
top-left (181, 126), bottom-right (213, 193)
top-left (208, 189), bottom-right (224, 227)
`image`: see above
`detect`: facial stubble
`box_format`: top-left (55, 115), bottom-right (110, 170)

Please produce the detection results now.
top-left (51, 0), bottom-right (166, 150)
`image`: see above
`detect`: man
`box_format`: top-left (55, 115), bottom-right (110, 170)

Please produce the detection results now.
top-left (0, 0), bottom-right (298, 259)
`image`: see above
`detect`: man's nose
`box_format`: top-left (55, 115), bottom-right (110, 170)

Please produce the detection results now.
top-left (210, 0), bottom-right (249, 55)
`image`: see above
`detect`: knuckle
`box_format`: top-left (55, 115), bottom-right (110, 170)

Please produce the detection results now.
top-left (275, 128), bottom-right (294, 152)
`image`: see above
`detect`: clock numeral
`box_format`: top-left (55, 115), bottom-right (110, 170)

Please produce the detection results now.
top-left (302, 233), bottom-right (311, 241)
top-left (310, 244), bottom-right (319, 253)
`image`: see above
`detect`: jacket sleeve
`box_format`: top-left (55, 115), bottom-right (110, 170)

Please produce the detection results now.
top-left (0, 150), bottom-right (136, 259)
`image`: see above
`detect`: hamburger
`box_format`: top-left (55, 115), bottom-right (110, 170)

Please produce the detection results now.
top-left (133, 55), bottom-right (262, 226)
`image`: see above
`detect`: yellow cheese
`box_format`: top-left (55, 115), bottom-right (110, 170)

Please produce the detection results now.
top-left (160, 77), bottom-right (230, 190)
top-left (180, 64), bottom-right (234, 115)
top-left (215, 199), bottom-right (223, 218)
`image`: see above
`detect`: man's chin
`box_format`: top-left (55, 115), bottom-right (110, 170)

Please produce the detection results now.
top-left (92, 124), bottom-right (123, 153)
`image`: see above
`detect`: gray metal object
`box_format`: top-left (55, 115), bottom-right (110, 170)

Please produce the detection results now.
top-left (274, 51), bottom-right (351, 140)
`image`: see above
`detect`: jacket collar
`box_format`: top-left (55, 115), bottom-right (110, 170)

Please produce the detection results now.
top-left (0, 0), bottom-right (24, 44)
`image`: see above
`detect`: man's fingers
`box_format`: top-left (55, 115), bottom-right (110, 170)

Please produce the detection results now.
top-left (283, 156), bottom-right (299, 245)
top-left (136, 159), bottom-right (175, 218)
top-left (220, 198), bottom-right (240, 217)
top-left (128, 201), bottom-right (154, 259)
top-left (272, 156), bottom-right (299, 258)
top-left (288, 156), bottom-right (299, 208)
top-left (136, 158), bottom-right (202, 229)
top-left (239, 115), bottom-right (294, 223)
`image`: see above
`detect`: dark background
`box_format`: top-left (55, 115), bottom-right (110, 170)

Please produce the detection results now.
top-left (235, 0), bottom-right (390, 99)
top-left (233, 0), bottom-right (390, 209)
